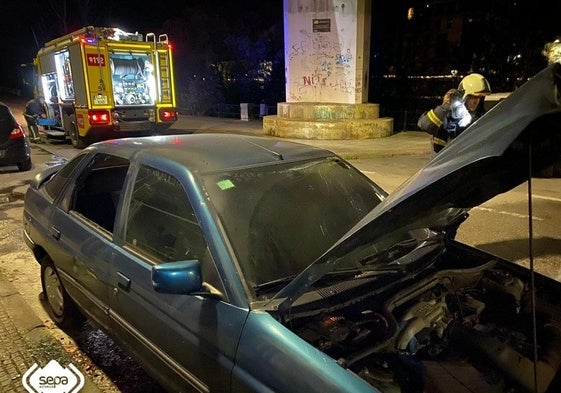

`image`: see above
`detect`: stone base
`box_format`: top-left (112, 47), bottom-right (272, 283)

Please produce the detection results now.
top-left (263, 102), bottom-right (393, 139)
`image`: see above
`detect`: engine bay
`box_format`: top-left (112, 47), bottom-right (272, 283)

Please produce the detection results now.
top-left (290, 255), bottom-right (561, 393)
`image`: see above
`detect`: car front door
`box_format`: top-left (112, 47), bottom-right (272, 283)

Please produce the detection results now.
top-left (49, 153), bottom-right (130, 330)
top-left (108, 163), bottom-right (248, 393)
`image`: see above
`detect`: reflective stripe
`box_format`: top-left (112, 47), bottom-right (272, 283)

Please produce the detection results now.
top-left (433, 136), bottom-right (447, 147)
top-left (427, 109), bottom-right (443, 127)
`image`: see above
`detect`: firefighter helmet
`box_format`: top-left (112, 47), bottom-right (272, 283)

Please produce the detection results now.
top-left (542, 37), bottom-right (561, 65)
top-left (458, 74), bottom-right (491, 99)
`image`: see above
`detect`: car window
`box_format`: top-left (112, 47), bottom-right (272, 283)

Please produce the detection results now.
top-left (70, 153), bottom-right (130, 232)
top-left (44, 153), bottom-right (87, 200)
top-left (126, 165), bottom-right (206, 263)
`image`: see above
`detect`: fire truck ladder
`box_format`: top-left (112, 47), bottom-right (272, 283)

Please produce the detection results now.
top-left (147, 33), bottom-right (173, 103)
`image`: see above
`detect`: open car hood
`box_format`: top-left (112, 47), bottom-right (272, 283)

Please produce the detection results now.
top-left (270, 64), bottom-right (561, 315)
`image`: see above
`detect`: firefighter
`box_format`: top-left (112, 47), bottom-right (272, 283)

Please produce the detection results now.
top-left (23, 95), bottom-right (47, 143)
top-left (418, 73), bottom-right (491, 153)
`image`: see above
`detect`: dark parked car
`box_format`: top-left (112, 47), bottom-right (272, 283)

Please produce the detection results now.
top-left (23, 64), bottom-right (561, 393)
top-left (0, 101), bottom-right (31, 171)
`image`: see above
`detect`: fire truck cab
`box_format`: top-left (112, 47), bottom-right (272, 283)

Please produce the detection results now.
top-left (33, 26), bottom-right (177, 148)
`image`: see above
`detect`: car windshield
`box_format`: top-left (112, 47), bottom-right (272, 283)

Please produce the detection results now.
top-left (202, 157), bottom-right (385, 288)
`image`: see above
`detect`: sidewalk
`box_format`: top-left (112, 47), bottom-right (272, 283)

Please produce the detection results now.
top-left (2, 93), bottom-right (433, 161)
top-left (0, 271), bottom-right (103, 393)
top-left (171, 114), bottom-right (433, 159)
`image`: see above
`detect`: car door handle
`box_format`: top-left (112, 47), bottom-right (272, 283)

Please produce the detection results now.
top-left (117, 272), bottom-right (131, 291)
top-left (49, 226), bottom-right (61, 240)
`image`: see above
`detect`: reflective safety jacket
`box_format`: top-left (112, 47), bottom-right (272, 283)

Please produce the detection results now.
top-left (24, 98), bottom-right (46, 118)
top-left (417, 102), bottom-right (483, 153)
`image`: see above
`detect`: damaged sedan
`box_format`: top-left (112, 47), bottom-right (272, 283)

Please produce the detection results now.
top-left (23, 63), bottom-right (561, 393)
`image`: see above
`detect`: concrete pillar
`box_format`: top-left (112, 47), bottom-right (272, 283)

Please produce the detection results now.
top-left (264, 0), bottom-right (393, 139)
top-left (284, 0), bottom-right (370, 103)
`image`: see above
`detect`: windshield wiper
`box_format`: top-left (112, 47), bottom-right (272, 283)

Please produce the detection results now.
top-left (358, 238), bottom-right (419, 266)
top-left (326, 267), bottom-right (398, 276)
top-left (254, 267), bottom-right (388, 296)
top-left (359, 238), bottom-right (442, 269)
top-left (253, 275), bottom-right (296, 295)
top-left (331, 267), bottom-right (402, 281)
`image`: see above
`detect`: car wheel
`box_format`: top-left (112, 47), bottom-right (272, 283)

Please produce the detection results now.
top-left (40, 257), bottom-right (83, 328)
top-left (17, 158), bottom-right (32, 171)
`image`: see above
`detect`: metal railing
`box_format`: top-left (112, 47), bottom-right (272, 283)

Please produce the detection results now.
top-left (179, 103), bottom-right (277, 119)
top-left (177, 103), bottom-right (426, 133)
top-left (3, 85), bottom-right (426, 133)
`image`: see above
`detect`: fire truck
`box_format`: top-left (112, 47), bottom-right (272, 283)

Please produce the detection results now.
top-left (31, 26), bottom-right (177, 148)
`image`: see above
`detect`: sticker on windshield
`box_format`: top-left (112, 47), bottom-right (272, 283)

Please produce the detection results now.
top-left (217, 179), bottom-right (235, 190)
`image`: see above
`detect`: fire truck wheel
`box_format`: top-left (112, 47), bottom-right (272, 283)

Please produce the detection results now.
top-left (70, 123), bottom-right (87, 149)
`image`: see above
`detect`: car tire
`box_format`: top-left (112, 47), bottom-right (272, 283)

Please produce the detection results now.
top-left (40, 257), bottom-right (83, 328)
top-left (17, 158), bottom-right (32, 171)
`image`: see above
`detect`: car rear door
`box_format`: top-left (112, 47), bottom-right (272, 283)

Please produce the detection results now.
top-left (108, 163), bottom-right (248, 392)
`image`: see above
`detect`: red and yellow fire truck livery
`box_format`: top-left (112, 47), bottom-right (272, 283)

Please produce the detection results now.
top-left (32, 26), bottom-right (177, 148)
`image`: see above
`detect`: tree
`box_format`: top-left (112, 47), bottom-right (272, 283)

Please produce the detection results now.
top-left (162, 0), bottom-right (284, 107)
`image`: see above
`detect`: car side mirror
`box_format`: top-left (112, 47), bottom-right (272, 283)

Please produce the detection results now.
top-left (152, 260), bottom-right (203, 295)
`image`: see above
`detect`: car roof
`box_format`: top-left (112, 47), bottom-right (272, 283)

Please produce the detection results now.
top-left (92, 134), bottom-right (333, 173)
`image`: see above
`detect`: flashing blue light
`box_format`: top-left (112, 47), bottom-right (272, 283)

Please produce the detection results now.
top-left (81, 37), bottom-right (97, 45)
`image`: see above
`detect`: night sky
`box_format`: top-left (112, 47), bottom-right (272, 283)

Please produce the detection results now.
top-left (0, 0), bottom-right (197, 88)
top-left (0, 0), bottom-right (558, 93)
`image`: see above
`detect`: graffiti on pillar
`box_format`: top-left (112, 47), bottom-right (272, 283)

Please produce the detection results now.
top-left (321, 60), bottom-right (332, 77)
top-left (302, 74), bottom-right (327, 86)
top-left (315, 106), bottom-right (334, 120)
top-left (289, 33), bottom-right (341, 60)
top-left (288, 32), bottom-right (358, 102)
top-left (314, 105), bottom-right (354, 120)
top-left (335, 49), bottom-right (353, 67)
top-left (284, 0), bottom-right (368, 103)
top-left (330, 79), bottom-right (360, 95)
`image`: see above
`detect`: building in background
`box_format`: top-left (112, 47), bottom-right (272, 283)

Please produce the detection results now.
top-left (370, 0), bottom-right (558, 130)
